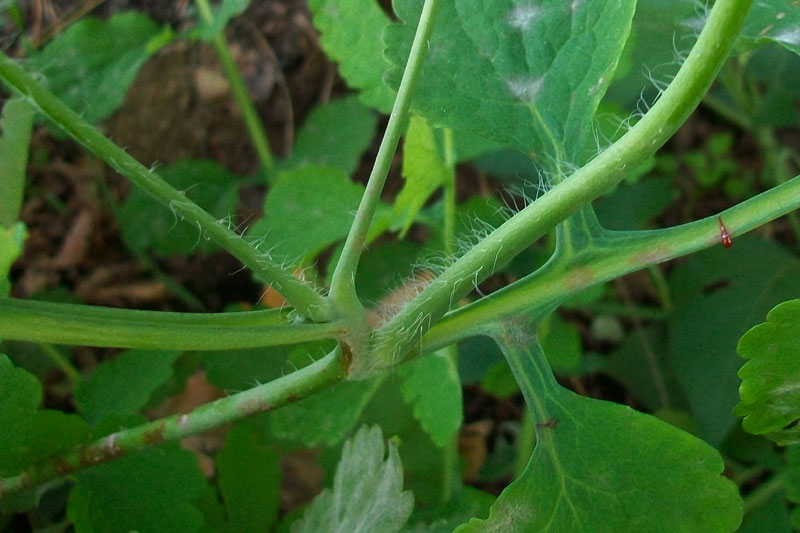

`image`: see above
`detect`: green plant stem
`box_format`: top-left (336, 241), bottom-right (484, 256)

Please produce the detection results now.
top-left (0, 52), bottom-right (329, 322)
top-left (742, 469), bottom-right (788, 516)
top-left (194, 0), bottom-right (274, 173)
top-left (0, 298), bottom-right (345, 350)
top-left (421, 172), bottom-right (800, 352)
top-left (370, 0), bottom-right (752, 370)
top-left (0, 348), bottom-right (345, 497)
top-left (647, 265), bottom-right (672, 311)
top-left (328, 0), bottom-right (441, 311)
top-left (39, 343), bottom-right (81, 384)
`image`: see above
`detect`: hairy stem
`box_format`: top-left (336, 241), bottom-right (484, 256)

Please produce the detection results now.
top-left (328, 0), bottom-right (441, 310)
top-left (0, 298), bottom-right (345, 350)
top-left (0, 53), bottom-right (329, 321)
top-left (370, 0), bottom-right (752, 371)
top-left (0, 348), bottom-right (345, 497)
top-left (195, 0), bottom-right (275, 173)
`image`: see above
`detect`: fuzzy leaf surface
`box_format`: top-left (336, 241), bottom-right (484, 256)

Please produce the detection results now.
top-left (0, 354), bottom-right (89, 475)
top-left (455, 321), bottom-right (742, 532)
top-left (74, 349), bottom-right (181, 423)
top-left (308, 0), bottom-right (394, 111)
top-left (400, 350), bottom-right (463, 447)
top-left (288, 95), bottom-right (377, 176)
top-left (293, 425), bottom-right (413, 533)
top-left (386, 0), bottom-right (635, 165)
top-left (28, 11), bottom-right (173, 124)
top-left (735, 299), bottom-right (800, 444)
top-left (67, 444), bottom-right (206, 533)
top-left (0, 97), bottom-right (33, 227)
top-left (216, 424), bottom-right (280, 531)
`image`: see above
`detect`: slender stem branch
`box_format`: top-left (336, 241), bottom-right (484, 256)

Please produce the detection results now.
top-left (195, 0), bottom-right (275, 173)
top-left (328, 0), bottom-right (441, 309)
top-left (0, 348), bottom-right (345, 497)
top-left (421, 172), bottom-right (800, 352)
top-left (39, 343), bottom-right (81, 384)
top-left (0, 52), bottom-right (330, 321)
top-left (370, 0), bottom-right (752, 370)
top-left (0, 298), bottom-right (345, 350)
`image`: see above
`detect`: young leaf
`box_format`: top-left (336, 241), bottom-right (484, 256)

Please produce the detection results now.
top-left (395, 115), bottom-right (453, 237)
top-left (190, 0), bottom-right (250, 41)
top-left (268, 377), bottom-right (383, 447)
top-left (385, 0), bottom-right (636, 164)
top-left (668, 238), bottom-right (800, 446)
top-left (399, 350), bottom-right (463, 448)
top-left (308, 0), bottom-right (395, 112)
top-left (288, 96), bottom-right (378, 176)
top-left (0, 97), bottom-right (34, 227)
top-left (247, 165), bottom-right (366, 263)
top-left (118, 159), bottom-right (242, 256)
top-left (216, 423), bottom-right (280, 531)
top-left (456, 320), bottom-right (742, 532)
top-left (28, 11), bottom-right (173, 124)
top-left (0, 354), bottom-right (89, 475)
top-left (74, 350), bottom-right (181, 423)
top-left (292, 425), bottom-right (414, 533)
top-left (735, 299), bottom-right (800, 444)
top-left (67, 444), bottom-right (206, 533)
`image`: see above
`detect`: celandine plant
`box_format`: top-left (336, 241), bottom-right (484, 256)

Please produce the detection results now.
top-left (1, 0), bottom-right (800, 530)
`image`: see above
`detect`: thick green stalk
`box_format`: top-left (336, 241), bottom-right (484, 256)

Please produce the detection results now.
top-left (369, 0), bottom-right (752, 371)
top-left (0, 298), bottom-right (345, 350)
top-left (0, 53), bottom-right (329, 322)
top-left (421, 172), bottom-right (800, 352)
top-left (0, 348), bottom-right (345, 497)
top-left (195, 0), bottom-right (275, 173)
top-left (328, 0), bottom-right (441, 311)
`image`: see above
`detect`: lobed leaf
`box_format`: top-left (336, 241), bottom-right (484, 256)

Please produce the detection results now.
top-left (386, 0), bottom-right (636, 166)
top-left (0, 97), bottom-right (34, 227)
top-left (292, 425), bottom-right (414, 533)
top-left (399, 350), bottom-right (463, 447)
top-left (456, 320), bottom-right (742, 532)
top-left (67, 444), bottom-right (206, 533)
top-left (74, 349), bottom-right (181, 423)
top-left (28, 11), bottom-right (173, 124)
top-left (735, 299), bottom-right (800, 444)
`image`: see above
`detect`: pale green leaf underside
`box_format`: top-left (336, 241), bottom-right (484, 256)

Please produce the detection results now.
top-left (28, 11), bottom-right (172, 124)
top-left (455, 321), bottom-right (742, 532)
top-left (0, 97), bottom-right (34, 227)
top-left (735, 299), bottom-right (800, 444)
top-left (308, 0), bottom-right (395, 112)
top-left (293, 425), bottom-right (413, 533)
top-left (386, 0), bottom-right (635, 165)
top-left (400, 349), bottom-right (463, 447)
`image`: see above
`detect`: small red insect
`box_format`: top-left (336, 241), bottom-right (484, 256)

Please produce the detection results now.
top-left (718, 216), bottom-right (732, 248)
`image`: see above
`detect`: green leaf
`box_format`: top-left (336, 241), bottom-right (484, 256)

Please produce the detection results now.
top-left (402, 486), bottom-right (495, 532)
top-left (288, 96), bottom-right (378, 176)
top-left (292, 425), bottom-right (414, 533)
top-left (216, 424), bottom-right (280, 531)
top-left (67, 444), bottom-right (206, 533)
top-left (538, 312), bottom-right (582, 373)
top-left (0, 222), bottom-right (25, 299)
top-left (308, 0), bottom-right (395, 112)
top-left (456, 321), bottom-right (742, 532)
top-left (395, 115), bottom-right (453, 237)
top-left (399, 350), bottom-right (463, 447)
top-left (248, 165), bottom-right (365, 263)
top-left (191, 0), bottom-right (250, 41)
top-left (74, 349), bottom-right (181, 423)
top-left (594, 177), bottom-right (678, 230)
top-left (28, 11), bottom-right (173, 124)
top-left (202, 346), bottom-right (288, 391)
top-left (0, 354), bottom-right (89, 475)
top-left (734, 300), bottom-right (800, 444)
top-left (0, 97), bottom-right (33, 226)
top-left (119, 159), bottom-right (242, 256)
top-left (739, 0), bottom-right (800, 56)
top-left (668, 237), bottom-right (800, 446)
top-left (386, 0), bottom-right (636, 165)
top-left (268, 377), bottom-right (383, 447)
